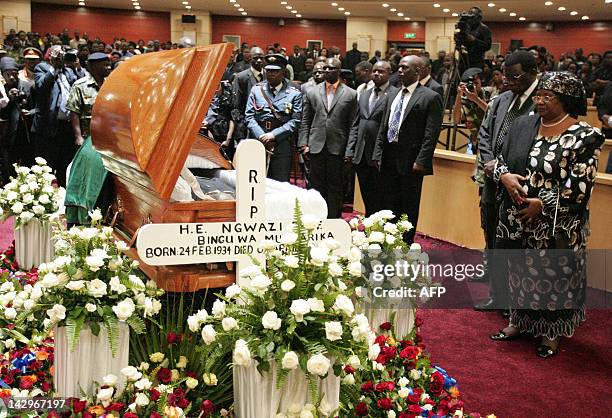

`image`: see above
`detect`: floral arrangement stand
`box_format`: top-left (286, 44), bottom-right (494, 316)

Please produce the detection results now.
top-left (54, 323), bottom-right (129, 397)
top-left (233, 359), bottom-right (340, 417)
top-left (362, 306), bottom-right (415, 340)
top-left (14, 218), bottom-right (54, 271)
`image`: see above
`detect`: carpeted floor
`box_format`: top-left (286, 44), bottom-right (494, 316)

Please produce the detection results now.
top-left (1, 216), bottom-right (610, 417)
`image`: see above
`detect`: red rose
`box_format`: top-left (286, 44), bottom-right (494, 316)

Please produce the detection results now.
top-left (430, 380), bottom-right (444, 395)
top-left (386, 381), bottom-right (396, 391)
top-left (167, 332), bottom-right (181, 345)
top-left (407, 393), bottom-right (421, 404)
top-left (355, 402), bottom-right (368, 416)
top-left (408, 404), bottom-right (423, 414)
top-left (47, 412), bottom-right (59, 418)
top-left (381, 346), bottom-right (397, 358)
top-left (149, 388), bottom-right (161, 401)
top-left (200, 399), bottom-right (215, 416)
top-left (156, 367), bottom-right (172, 383)
top-left (400, 346), bottom-right (419, 360)
top-left (344, 365), bottom-right (355, 374)
top-left (105, 403), bottom-right (125, 412)
top-left (376, 353), bottom-right (389, 365)
top-left (150, 413), bottom-right (162, 418)
top-left (415, 334), bottom-right (423, 344)
top-left (186, 370), bottom-right (197, 378)
top-left (400, 339), bottom-right (414, 347)
top-left (375, 382), bottom-right (389, 392)
top-left (361, 381), bottom-right (374, 392)
top-left (415, 316), bottom-right (424, 327)
top-left (19, 376), bottom-right (35, 389)
top-left (377, 397), bottom-right (393, 410)
top-left (178, 397), bottom-right (190, 409)
top-left (379, 322), bottom-right (392, 330)
top-left (375, 335), bottom-right (387, 346)
top-left (82, 413), bottom-right (94, 418)
top-left (72, 399), bottom-right (87, 413)
top-left (124, 413), bottom-right (138, 418)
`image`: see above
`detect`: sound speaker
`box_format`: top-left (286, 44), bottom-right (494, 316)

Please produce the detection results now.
top-left (278, 18), bottom-right (285, 26)
top-left (181, 14), bottom-right (196, 24)
top-left (545, 22), bottom-right (554, 31)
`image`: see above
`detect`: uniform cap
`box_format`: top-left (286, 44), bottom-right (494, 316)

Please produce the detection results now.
top-left (23, 47), bottom-right (42, 59)
top-left (88, 52), bottom-right (110, 62)
top-left (264, 53), bottom-right (287, 70)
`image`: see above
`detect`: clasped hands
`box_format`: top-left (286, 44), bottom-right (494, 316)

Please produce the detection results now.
top-left (500, 172), bottom-right (542, 223)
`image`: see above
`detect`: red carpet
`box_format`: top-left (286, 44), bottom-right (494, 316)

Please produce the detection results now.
top-left (1, 217), bottom-right (610, 417)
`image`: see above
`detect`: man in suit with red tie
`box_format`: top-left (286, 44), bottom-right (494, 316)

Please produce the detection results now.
top-left (299, 58), bottom-right (358, 218)
top-left (372, 55), bottom-right (444, 243)
top-left (346, 61), bottom-right (399, 215)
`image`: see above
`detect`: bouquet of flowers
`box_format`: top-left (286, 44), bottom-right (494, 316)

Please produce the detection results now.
top-left (16, 211), bottom-right (164, 355)
top-left (0, 338), bottom-right (54, 398)
top-left (348, 321), bottom-right (485, 418)
top-left (0, 158), bottom-right (62, 228)
top-left (189, 206), bottom-right (372, 410)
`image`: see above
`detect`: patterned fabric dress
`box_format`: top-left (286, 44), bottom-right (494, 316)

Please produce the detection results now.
top-left (495, 121), bottom-right (604, 339)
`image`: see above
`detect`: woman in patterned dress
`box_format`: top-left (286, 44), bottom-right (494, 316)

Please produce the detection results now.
top-left (489, 72), bottom-right (604, 358)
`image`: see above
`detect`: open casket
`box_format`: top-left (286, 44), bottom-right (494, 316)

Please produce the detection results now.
top-left (90, 44), bottom-right (238, 292)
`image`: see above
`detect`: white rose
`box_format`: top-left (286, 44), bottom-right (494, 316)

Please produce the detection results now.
top-left (283, 255), bottom-right (299, 268)
top-left (135, 393), bottom-right (149, 407)
top-left (342, 374), bottom-right (355, 385)
top-left (281, 351), bottom-right (299, 370)
top-left (109, 276), bottom-right (127, 294)
top-left (195, 308), bottom-right (209, 322)
top-left (42, 173), bottom-right (55, 182)
top-left (38, 194), bottom-right (50, 204)
top-left (97, 387), bottom-right (114, 405)
top-left (112, 298), bottom-right (136, 321)
top-left (327, 262), bottom-right (344, 277)
top-left (225, 284), bottom-right (242, 299)
top-left (318, 398), bottom-right (333, 417)
top-left (143, 297), bottom-right (162, 316)
top-left (300, 411), bottom-right (314, 418)
top-left (280, 232), bottom-right (298, 245)
top-left (307, 298), bottom-right (325, 312)
top-left (4, 307), bottom-right (17, 320)
top-left (23, 299), bottom-right (35, 311)
top-left (362, 218), bottom-right (374, 228)
top-left (102, 374), bottom-right (118, 386)
top-left (134, 377), bottom-right (152, 390)
top-left (399, 220), bottom-right (413, 231)
top-left (332, 295), bottom-right (354, 317)
top-left (65, 280), bottom-right (85, 291)
top-left (239, 265), bottom-right (261, 278)
top-left (368, 343), bottom-right (381, 360)
top-left (410, 369), bottom-right (422, 380)
top-left (89, 209), bottom-right (103, 222)
top-left (309, 246), bottom-right (329, 266)
top-left (4, 338), bottom-right (16, 349)
top-left (187, 315), bottom-right (201, 332)
top-left (46, 304), bottom-right (66, 322)
top-left (176, 356), bottom-right (188, 369)
top-left (32, 205), bottom-right (45, 215)
top-left (410, 243), bottom-right (421, 251)
top-left (211, 299), bottom-right (226, 317)
top-left (348, 247), bottom-right (362, 262)
top-left (203, 373), bottom-right (218, 386)
top-left (201, 325), bottom-right (217, 345)
top-left (324, 321), bottom-right (343, 341)
top-left (347, 355), bottom-right (361, 369)
top-left (290, 299), bottom-right (310, 322)
top-left (384, 222), bottom-right (399, 234)
top-left (6, 190), bottom-right (18, 201)
top-left (262, 311), bottom-right (282, 330)
top-left (22, 193), bottom-right (34, 204)
top-left (186, 377), bottom-right (199, 389)
top-left (259, 239), bottom-right (276, 250)
top-left (302, 214), bottom-right (320, 230)
top-left (250, 274), bottom-right (272, 293)
top-left (387, 411), bottom-right (397, 418)
top-left (85, 255), bottom-right (105, 272)
top-left (87, 279), bottom-right (108, 298)
top-left (149, 352), bottom-right (165, 363)
top-left (10, 202), bottom-right (23, 214)
top-left (398, 377), bottom-right (410, 387)
top-left (233, 339), bottom-right (252, 368)
top-left (306, 353), bottom-right (330, 376)
top-left (368, 231), bottom-right (385, 243)
top-left (19, 212), bottom-right (34, 223)
top-left (398, 387), bottom-right (410, 398)
top-left (280, 279), bottom-right (295, 292)
top-left (222, 317), bottom-right (238, 331)
top-left (35, 157), bottom-right (47, 165)
top-left (323, 238), bottom-right (341, 251)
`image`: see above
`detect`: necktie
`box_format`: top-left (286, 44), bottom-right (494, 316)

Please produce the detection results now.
top-left (494, 94), bottom-right (523, 156)
top-left (387, 89), bottom-right (409, 143)
top-left (369, 87), bottom-right (381, 113)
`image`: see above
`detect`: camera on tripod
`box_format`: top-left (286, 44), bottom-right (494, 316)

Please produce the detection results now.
top-left (454, 11), bottom-right (477, 46)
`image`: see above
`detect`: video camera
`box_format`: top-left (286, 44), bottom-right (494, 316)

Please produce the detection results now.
top-left (454, 10), bottom-right (479, 47)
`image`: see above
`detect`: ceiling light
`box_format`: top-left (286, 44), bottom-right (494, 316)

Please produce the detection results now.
top-left (296, 13), bottom-right (302, 17)
top-left (443, 8), bottom-right (450, 12)
top-left (182, 1), bottom-right (188, 4)
top-left (234, 4), bottom-right (241, 7)
top-left (544, 1), bottom-right (553, 4)
top-left (570, 10), bottom-right (578, 15)
top-left (344, 11), bottom-right (351, 15)
top-left (291, 10), bottom-right (297, 13)
top-left (241, 11), bottom-right (247, 15)
top-left (499, 8), bottom-right (506, 12)
top-left (581, 15), bottom-right (589, 19)
top-left (230, 0), bottom-right (236, 2)
top-left (404, 16), bottom-right (411, 20)
top-left (134, 5), bottom-right (141, 9)
top-left (133, 2), bottom-right (139, 5)
top-left (338, 7), bottom-right (345, 10)
top-left (238, 8), bottom-right (244, 11)
top-left (397, 12), bottom-right (404, 16)
top-left (509, 12), bottom-right (516, 16)
top-left (382, 3), bottom-right (389, 7)
top-left (487, 2), bottom-right (495, 6)
top-left (519, 16), bottom-right (526, 20)
top-left (606, 0), bottom-right (612, 3)
top-left (280, 1), bottom-right (287, 4)
top-left (390, 8), bottom-right (397, 11)
top-left (558, 6), bottom-right (566, 10)
top-left (286, 5), bottom-right (292, 9)
top-left (79, 1), bottom-right (85, 4)
top-left (433, 3), bottom-right (441, 8)
top-left (331, 2), bottom-right (337, 5)
top-left (452, 12), bottom-right (459, 16)
top-left (185, 5), bottom-right (191, 8)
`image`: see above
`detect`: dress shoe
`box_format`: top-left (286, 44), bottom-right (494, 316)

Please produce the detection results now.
top-left (474, 298), bottom-right (497, 310)
top-left (537, 345), bottom-right (558, 359)
top-left (490, 330), bottom-right (521, 341)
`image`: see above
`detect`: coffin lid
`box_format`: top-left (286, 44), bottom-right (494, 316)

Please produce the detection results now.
top-left (91, 43), bottom-right (234, 199)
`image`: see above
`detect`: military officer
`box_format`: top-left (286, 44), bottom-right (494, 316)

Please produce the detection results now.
top-left (244, 54), bottom-right (302, 182)
top-left (66, 52), bottom-right (110, 146)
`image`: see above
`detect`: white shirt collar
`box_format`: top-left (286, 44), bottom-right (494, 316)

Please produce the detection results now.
top-left (402, 80), bottom-right (419, 94)
top-left (419, 75), bottom-right (431, 86)
top-left (251, 67), bottom-right (262, 78)
top-left (375, 81), bottom-right (390, 93)
top-left (521, 78), bottom-right (539, 102)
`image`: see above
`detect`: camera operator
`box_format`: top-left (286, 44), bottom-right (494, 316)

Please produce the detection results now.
top-left (202, 80), bottom-right (238, 159)
top-left (454, 7), bottom-right (492, 71)
top-left (453, 67), bottom-right (488, 153)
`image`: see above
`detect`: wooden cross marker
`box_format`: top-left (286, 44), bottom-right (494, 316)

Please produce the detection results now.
top-left (136, 140), bottom-right (351, 286)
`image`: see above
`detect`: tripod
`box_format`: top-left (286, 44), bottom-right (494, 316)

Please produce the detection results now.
top-left (438, 46), bottom-right (470, 151)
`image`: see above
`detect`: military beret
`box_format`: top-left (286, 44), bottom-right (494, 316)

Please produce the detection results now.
top-left (0, 57), bottom-right (18, 71)
top-left (461, 67), bottom-right (482, 82)
top-left (88, 52), bottom-right (110, 62)
top-left (264, 53), bottom-right (287, 70)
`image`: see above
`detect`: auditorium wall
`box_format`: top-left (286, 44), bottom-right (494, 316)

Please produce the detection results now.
top-left (211, 15), bottom-right (347, 52)
top-left (30, 3), bottom-right (170, 43)
top-left (0, 0), bottom-right (31, 33)
top-left (488, 21), bottom-right (611, 58)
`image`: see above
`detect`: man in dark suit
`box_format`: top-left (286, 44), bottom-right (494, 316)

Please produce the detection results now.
top-left (347, 61), bottom-right (398, 215)
top-left (289, 45), bottom-right (306, 75)
top-left (232, 47), bottom-right (265, 142)
top-left (343, 42), bottom-right (362, 72)
top-left (299, 57), bottom-right (358, 218)
top-left (419, 57), bottom-right (443, 97)
top-left (475, 50), bottom-right (539, 311)
top-left (372, 55), bottom-right (443, 243)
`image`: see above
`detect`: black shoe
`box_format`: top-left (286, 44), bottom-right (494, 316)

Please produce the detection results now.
top-left (474, 298), bottom-right (496, 310)
top-left (501, 310), bottom-right (511, 319)
top-left (490, 330), bottom-right (521, 341)
top-left (537, 345), bottom-right (558, 358)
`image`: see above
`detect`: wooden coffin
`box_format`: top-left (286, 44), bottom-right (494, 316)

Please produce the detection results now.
top-left (90, 43), bottom-right (236, 292)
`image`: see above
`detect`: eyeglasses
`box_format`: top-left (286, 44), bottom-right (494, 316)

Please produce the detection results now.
top-left (532, 95), bottom-right (557, 104)
top-left (505, 72), bottom-right (526, 81)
